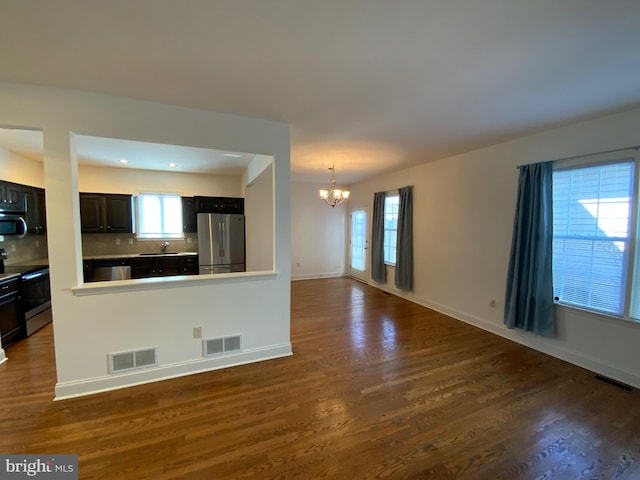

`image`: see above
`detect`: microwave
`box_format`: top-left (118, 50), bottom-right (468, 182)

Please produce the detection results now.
top-left (0, 214), bottom-right (27, 238)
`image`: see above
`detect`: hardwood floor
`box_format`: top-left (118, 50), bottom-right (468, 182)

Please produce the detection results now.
top-left (1, 277), bottom-right (639, 479)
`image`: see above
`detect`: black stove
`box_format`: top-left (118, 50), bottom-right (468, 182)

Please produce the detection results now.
top-left (1, 264), bottom-right (51, 338)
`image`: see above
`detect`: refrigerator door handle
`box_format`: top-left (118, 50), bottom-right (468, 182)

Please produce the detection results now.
top-left (221, 222), bottom-right (226, 258)
top-left (208, 216), bottom-right (214, 264)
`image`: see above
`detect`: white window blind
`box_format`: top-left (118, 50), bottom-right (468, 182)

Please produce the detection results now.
top-left (383, 194), bottom-right (399, 265)
top-left (138, 193), bottom-right (183, 239)
top-left (552, 161), bottom-right (633, 315)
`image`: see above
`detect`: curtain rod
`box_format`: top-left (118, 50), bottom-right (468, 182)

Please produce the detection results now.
top-left (378, 185), bottom-right (414, 194)
top-left (517, 145), bottom-right (640, 169)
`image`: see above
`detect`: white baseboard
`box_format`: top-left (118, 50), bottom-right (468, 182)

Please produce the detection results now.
top-left (54, 343), bottom-right (293, 400)
top-left (291, 272), bottom-right (345, 281)
top-left (364, 281), bottom-right (640, 389)
top-left (414, 295), bottom-right (640, 389)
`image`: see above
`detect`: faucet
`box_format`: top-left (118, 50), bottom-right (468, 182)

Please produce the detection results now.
top-left (161, 241), bottom-right (170, 252)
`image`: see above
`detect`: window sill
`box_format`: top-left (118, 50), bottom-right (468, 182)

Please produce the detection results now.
top-left (135, 236), bottom-right (186, 241)
top-left (554, 302), bottom-right (640, 328)
top-left (72, 270), bottom-right (279, 296)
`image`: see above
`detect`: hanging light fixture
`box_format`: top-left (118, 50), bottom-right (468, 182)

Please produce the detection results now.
top-left (319, 163), bottom-right (350, 207)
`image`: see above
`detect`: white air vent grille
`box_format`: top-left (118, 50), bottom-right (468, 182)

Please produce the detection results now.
top-left (108, 347), bottom-right (158, 374)
top-left (204, 335), bottom-right (243, 357)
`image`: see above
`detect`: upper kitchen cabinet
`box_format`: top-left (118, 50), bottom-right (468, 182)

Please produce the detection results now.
top-left (24, 187), bottom-right (46, 234)
top-left (195, 196), bottom-right (244, 214)
top-left (182, 196), bottom-right (197, 233)
top-left (80, 193), bottom-right (135, 233)
top-left (0, 181), bottom-right (26, 212)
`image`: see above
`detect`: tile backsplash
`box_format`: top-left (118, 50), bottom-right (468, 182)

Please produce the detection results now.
top-left (81, 233), bottom-right (199, 257)
top-left (1, 235), bottom-right (49, 265)
top-left (0, 233), bottom-right (199, 265)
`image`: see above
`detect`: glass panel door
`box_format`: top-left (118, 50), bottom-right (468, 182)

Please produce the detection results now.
top-left (350, 207), bottom-right (368, 282)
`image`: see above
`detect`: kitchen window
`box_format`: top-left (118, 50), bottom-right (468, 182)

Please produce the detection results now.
top-left (383, 193), bottom-right (399, 265)
top-left (552, 152), bottom-right (640, 320)
top-left (137, 193), bottom-right (183, 239)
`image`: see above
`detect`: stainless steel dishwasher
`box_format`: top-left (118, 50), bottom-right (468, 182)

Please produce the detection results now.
top-left (91, 259), bottom-right (131, 281)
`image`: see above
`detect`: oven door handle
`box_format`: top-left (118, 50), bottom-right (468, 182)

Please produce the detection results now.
top-left (0, 290), bottom-right (19, 305)
top-left (22, 270), bottom-right (49, 281)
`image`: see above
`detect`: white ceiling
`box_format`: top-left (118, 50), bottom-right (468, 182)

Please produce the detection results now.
top-left (1, 1), bottom-right (639, 183)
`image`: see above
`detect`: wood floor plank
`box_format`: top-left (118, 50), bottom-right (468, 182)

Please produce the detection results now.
top-left (0, 277), bottom-right (639, 479)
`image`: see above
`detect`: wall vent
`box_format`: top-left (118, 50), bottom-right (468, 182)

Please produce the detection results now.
top-left (108, 347), bottom-right (158, 374)
top-left (203, 335), bottom-right (243, 357)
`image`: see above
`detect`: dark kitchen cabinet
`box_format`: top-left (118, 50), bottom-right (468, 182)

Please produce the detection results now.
top-left (24, 187), bottom-right (46, 234)
top-left (132, 256), bottom-right (179, 278)
top-left (131, 255), bottom-right (198, 279)
top-left (80, 194), bottom-right (105, 233)
top-left (0, 276), bottom-right (23, 348)
top-left (105, 195), bottom-right (134, 233)
top-left (80, 193), bottom-right (135, 233)
top-left (182, 196), bottom-right (197, 233)
top-left (194, 196), bottom-right (244, 214)
top-left (0, 181), bottom-right (26, 213)
top-left (82, 260), bottom-right (93, 283)
top-left (179, 255), bottom-right (198, 275)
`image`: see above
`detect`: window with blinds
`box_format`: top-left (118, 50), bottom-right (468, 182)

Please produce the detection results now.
top-left (137, 192), bottom-right (183, 239)
top-left (383, 194), bottom-right (399, 265)
top-left (552, 159), bottom-right (636, 317)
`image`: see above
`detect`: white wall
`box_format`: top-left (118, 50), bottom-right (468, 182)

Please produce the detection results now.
top-left (78, 164), bottom-right (241, 197)
top-left (245, 164), bottom-right (274, 271)
top-left (290, 181), bottom-right (347, 280)
top-left (0, 146), bottom-right (44, 187)
top-left (0, 81), bottom-right (291, 398)
top-left (348, 107), bottom-right (640, 389)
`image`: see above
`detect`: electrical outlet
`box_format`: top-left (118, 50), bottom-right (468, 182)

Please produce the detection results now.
top-left (115, 238), bottom-right (121, 245)
top-left (187, 237), bottom-right (191, 244)
top-left (35, 240), bottom-right (40, 248)
top-left (489, 299), bottom-right (496, 308)
top-left (128, 238), bottom-right (134, 245)
top-left (193, 327), bottom-right (202, 339)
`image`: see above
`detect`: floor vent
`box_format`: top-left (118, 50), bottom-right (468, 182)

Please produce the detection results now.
top-left (204, 335), bottom-right (243, 357)
top-left (594, 375), bottom-right (634, 392)
top-left (108, 347), bottom-right (158, 374)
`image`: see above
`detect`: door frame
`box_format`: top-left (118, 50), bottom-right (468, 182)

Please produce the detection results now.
top-left (349, 205), bottom-right (369, 282)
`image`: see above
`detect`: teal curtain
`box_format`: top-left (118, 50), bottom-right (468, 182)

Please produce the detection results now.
top-left (504, 162), bottom-right (555, 337)
top-left (395, 186), bottom-right (413, 291)
top-left (371, 191), bottom-right (386, 283)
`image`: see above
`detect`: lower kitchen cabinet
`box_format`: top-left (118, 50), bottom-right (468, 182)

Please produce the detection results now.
top-left (131, 255), bottom-right (198, 279)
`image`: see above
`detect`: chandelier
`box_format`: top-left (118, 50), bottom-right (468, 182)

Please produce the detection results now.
top-left (319, 164), bottom-right (350, 207)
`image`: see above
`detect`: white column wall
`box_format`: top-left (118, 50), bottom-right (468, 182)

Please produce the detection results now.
top-left (0, 81), bottom-right (291, 398)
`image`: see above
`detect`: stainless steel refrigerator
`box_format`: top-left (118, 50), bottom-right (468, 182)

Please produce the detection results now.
top-left (197, 213), bottom-right (245, 274)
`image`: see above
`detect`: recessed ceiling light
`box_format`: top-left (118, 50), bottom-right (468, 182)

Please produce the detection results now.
top-left (119, 158), bottom-right (129, 164)
top-left (168, 162), bottom-right (176, 168)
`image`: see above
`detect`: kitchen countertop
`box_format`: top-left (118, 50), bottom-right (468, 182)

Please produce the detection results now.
top-left (5, 258), bottom-right (49, 267)
top-left (84, 252), bottom-right (198, 260)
